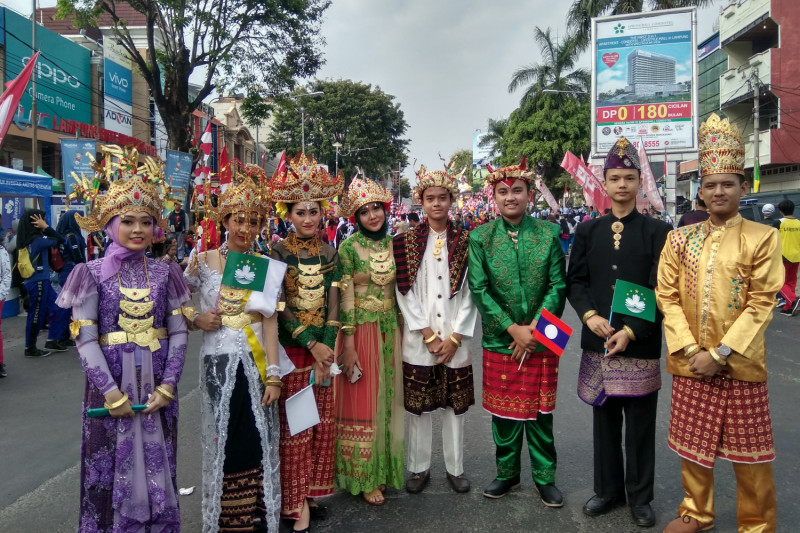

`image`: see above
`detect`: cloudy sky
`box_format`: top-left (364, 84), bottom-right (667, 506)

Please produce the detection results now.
top-left (3, 0), bottom-right (722, 178)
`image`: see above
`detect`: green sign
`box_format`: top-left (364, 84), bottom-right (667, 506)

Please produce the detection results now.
top-left (2, 8), bottom-right (91, 125)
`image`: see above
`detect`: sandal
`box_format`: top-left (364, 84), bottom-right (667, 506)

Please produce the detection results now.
top-left (307, 501), bottom-right (328, 521)
top-left (363, 488), bottom-right (385, 506)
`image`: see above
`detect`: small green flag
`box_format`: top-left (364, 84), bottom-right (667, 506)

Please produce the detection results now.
top-left (611, 279), bottom-right (657, 323)
top-left (220, 250), bottom-right (269, 291)
top-left (753, 157), bottom-right (761, 193)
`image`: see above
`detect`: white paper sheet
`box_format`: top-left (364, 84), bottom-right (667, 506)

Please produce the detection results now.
top-left (285, 384), bottom-right (320, 436)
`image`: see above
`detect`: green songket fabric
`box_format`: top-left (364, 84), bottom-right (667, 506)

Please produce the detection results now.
top-left (492, 415), bottom-right (557, 485)
top-left (468, 216), bottom-right (567, 355)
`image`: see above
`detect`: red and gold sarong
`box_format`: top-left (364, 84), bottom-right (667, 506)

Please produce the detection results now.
top-left (668, 375), bottom-right (775, 468)
top-left (482, 349), bottom-right (559, 421)
top-left (278, 346), bottom-right (335, 519)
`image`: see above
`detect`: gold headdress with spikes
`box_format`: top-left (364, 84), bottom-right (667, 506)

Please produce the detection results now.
top-left (215, 163), bottom-right (271, 221)
top-left (483, 156), bottom-right (534, 189)
top-left (270, 152), bottom-right (343, 220)
top-left (698, 113), bottom-right (745, 177)
top-left (338, 176), bottom-right (393, 220)
top-left (412, 163), bottom-right (459, 204)
top-left (69, 145), bottom-right (168, 232)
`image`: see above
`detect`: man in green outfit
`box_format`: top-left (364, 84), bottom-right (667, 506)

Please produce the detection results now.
top-left (468, 157), bottom-right (568, 507)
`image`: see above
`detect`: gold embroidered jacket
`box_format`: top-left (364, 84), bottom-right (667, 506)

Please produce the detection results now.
top-left (656, 215), bottom-right (783, 382)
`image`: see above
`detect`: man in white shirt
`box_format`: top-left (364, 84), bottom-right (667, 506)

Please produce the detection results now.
top-left (393, 166), bottom-right (478, 495)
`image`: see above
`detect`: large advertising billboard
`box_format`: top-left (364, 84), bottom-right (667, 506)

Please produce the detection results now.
top-left (165, 150), bottom-right (193, 205)
top-left (104, 39), bottom-right (133, 136)
top-left (2, 8), bottom-right (92, 125)
top-left (591, 8), bottom-right (697, 155)
top-left (60, 139), bottom-right (98, 198)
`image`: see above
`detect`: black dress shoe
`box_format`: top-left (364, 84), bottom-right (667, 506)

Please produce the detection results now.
top-left (405, 470), bottom-right (430, 494)
top-left (583, 494), bottom-right (626, 517)
top-left (631, 503), bottom-right (655, 527)
top-left (534, 483), bottom-right (564, 508)
top-left (446, 472), bottom-right (471, 493)
top-left (482, 476), bottom-right (520, 499)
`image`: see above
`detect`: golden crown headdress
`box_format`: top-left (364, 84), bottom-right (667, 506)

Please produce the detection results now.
top-left (215, 172), bottom-right (271, 221)
top-left (69, 145), bottom-right (168, 232)
top-left (699, 113), bottom-right (745, 177)
top-left (483, 156), bottom-right (534, 189)
top-left (270, 152), bottom-right (343, 204)
top-left (412, 165), bottom-right (459, 204)
top-left (338, 176), bottom-right (393, 220)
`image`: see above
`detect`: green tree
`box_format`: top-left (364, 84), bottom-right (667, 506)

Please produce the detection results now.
top-left (567, 0), bottom-right (717, 51)
top-left (398, 178), bottom-right (411, 201)
top-left (508, 27), bottom-right (589, 106)
top-left (57, 0), bottom-right (329, 152)
top-left (264, 80), bottom-right (409, 179)
top-left (446, 149), bottom-right (476, 193)
top-left (477, 118), bottom-right (508, 162)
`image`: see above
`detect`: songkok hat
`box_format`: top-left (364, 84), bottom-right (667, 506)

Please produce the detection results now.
top-left (603, 137), bottom-right (641, 174)
top-left (762, 203), bottom-right (775, 217)
top-left (339, 177), bottom-right (393, 222)
top-left (69, 145), bottom-right (168, 232)
top-left (483, 156), bottom-right (534, 189)
top-left (698, 113), bottom-right (745, 178)
top-left (412, 165), bottom-right (459, 204)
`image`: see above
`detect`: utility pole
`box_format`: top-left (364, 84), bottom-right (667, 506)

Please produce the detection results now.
top-left (31, 0), bottom-right (37, 172)
top-left (752, 69), bottom-right (760, 190)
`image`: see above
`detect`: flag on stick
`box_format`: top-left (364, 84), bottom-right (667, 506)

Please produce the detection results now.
top-left (532, 309), bottom-right (573, 357)
top-left (754, 157), bottom-right (761, 193)
top-left (0, 52), bottom-right (39, 148)
top-left (221, 251), bottom-right (269, 291)
top-left (610, 279), bottom-right (657, 323)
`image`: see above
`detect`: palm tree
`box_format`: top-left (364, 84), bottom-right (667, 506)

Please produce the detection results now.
top-left (568, 0), bottom-right (718, 52)
top-left (507, 27), bottom-right (590, 106)
top-left (477, 117), bottom-right (509, 162)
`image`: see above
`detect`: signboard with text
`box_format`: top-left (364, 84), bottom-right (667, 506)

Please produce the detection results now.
top-left (103, 39), bottom-right (133, 136)
top-left (165, 150), bottom-right (193, 205)
top-left (60, 139), bottom-right (98, 198)
top-left (591, 8), bottom-right (697, 155)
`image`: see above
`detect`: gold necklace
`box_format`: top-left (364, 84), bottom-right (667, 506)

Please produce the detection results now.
top-left (117, 257), bottom-right (152, 300)
top-left (611, 220), bottom-right (624, 251)
top-left (432, 230), bottom-right (446, 259)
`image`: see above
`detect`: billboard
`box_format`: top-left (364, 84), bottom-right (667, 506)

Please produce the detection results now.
top-left (103, 39), bottom-right (133, 136)
top-left (165, 150), bottom-right (193, 205)
top-left (60, 139), bottom-right (98, 198)
top-left (472, 131), bottom-right (493, 165)
top-left (591, 8), bottom-right (697, 155)
top-left (2, 8), bottom-right (91, 124)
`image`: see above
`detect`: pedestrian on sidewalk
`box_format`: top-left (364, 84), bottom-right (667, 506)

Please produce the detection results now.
top-left (777, 199), bottom-right (800, 317)
top-left (56, 146), bottom-right (191, 533)
top-left (656, 114), bottom-right (782, 533)
top-left (0, 230), bottom-right (10, 377)
top-left (468, 158), bottom-right (568, 508)
top-left (393, 168), bottom-right (477, 496)
top-left (16, 209), bottom-right (65, 358)
top-left (567, 137), bottom-right (672, 528)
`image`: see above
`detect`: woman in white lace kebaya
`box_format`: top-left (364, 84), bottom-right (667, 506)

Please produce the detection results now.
top-left (185, 175), bottom-right (288, 533)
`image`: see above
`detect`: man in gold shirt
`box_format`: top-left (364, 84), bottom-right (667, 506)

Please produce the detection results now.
top-left (656, 113), bottom-right (783, 533)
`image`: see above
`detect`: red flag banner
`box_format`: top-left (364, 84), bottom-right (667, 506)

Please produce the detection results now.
top-left (535, 179), bottom-right (560, 212)
top-left (561, 151), bottom-right (610, 212)
top-left (637, 141), bottom-right (665, 212)
top-left (219, 146), bottom-right (231, 186)
top-left (0, 52), bottom-right (39, 148)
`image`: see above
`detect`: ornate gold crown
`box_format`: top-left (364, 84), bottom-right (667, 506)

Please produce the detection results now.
top-left (216, 173), bottom-right (270, 221)
top-left (699, 113), bottom-right (745, 177)
top-left (484, 156), bottom-right (533, 189)
top-left (412, 165), bottom-right (459, 204)
top-left (69, 145), bottom-right (168, 232)
top-left (338, 177), bottom-right (393, 219)
top-left (270, 152), bottom-right (343, 204)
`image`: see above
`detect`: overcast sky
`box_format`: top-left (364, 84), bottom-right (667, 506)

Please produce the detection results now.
top-left (3, 0), bottom-right (722, 179)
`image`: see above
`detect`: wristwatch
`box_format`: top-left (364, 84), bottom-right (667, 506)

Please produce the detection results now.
top-left (716, 344), bottom-right (732, 359)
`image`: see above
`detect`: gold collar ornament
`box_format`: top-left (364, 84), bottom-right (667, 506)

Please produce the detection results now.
top-left (611, 221), bottom-right (624, 250)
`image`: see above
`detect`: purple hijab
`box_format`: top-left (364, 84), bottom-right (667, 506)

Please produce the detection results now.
top-left (100, 216), bottom-right (164, 282)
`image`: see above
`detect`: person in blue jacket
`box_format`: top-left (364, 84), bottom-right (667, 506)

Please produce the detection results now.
top-left (16, 209), bottom-right (65, 357)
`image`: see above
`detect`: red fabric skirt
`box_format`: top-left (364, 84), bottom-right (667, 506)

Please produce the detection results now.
top-left (668, 375), bottom-right (775, 468)
top-left (278, 346), bottom-right (335, 519)
top-left (482, 349), bottom-right (559, 421)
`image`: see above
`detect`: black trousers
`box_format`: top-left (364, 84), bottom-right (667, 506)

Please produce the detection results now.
top-left (592, 391), bottom-right (658, 506)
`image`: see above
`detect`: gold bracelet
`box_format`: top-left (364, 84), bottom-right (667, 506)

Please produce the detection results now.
top-left (265, 381), bottom-right (284, 388)
top-left (331, 281), bottom-right (342, 289)
top-left (622, 325), bottom-right (637, 341)
top-left (423, 333), bottom-right (437, 344)
top-left (709, 348), bottom-right (727, 366)
top-left (104, 392), bottom-right (129, 410)
top-left (326, 320), bottom-right (342, 328)
top-left (449, 334), bottom-right (462, 347)
top-left (684, 344), bottom-right (701, 358)
top-left (155, 385), bottom-right (175, 401)
top-left (276, 302), bottom-right (286, 312)
top-left (581, 310), bottom-right (599, 324)
top-left (291, 325), bottom-right (308, 340)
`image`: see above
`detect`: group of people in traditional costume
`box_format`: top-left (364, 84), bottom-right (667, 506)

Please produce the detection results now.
top-left (52, 110), bottom-right (779, 533)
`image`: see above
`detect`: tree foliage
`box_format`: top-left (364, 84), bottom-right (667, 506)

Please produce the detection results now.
top-left (477, 118), bottom-right (508, 163)
top-left (398, 178), bottom-right (411, 201)
top-left (56, 0), bottom-right (329, 152)
top-left (264, 79), bottom-right (409, 180)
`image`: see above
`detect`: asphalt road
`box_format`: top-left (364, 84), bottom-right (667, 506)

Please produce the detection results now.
top-left (1, 306), bottom-right (798, 532)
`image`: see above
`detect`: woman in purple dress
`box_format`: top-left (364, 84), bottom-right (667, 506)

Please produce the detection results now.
top-left (57, 146), bottom-right (191, 533)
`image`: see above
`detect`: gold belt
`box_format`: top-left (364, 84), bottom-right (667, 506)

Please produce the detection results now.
top-left (99, 327), bottom-right (168, 351)
top-left (221, 312), bottom-right (261, 331)
top-left (354, 296), bottom-right (396, 313)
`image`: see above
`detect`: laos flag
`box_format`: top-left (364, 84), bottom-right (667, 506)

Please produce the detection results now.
top-left (532, 309), bottom-right (573, 357)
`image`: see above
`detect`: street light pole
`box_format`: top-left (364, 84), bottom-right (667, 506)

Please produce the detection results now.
top-left (332, 141), bottom-right (342, 176)
top-left (291, 91), bottom-right (323, 153)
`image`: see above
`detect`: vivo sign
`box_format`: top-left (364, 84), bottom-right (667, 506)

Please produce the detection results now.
top-left (104, 56), bottom-right (132, 105)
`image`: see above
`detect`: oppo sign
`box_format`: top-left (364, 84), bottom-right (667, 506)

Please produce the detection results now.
top-left (23, 56), bottom-right (82, 89)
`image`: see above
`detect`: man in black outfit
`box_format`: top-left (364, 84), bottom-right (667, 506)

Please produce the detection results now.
top-left (566, 137), bottom-right (672, 528)
top-left (167, 201), bottom-right (190, 262)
